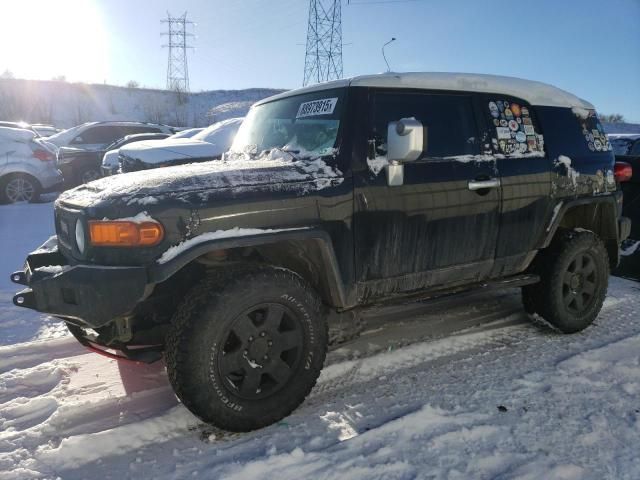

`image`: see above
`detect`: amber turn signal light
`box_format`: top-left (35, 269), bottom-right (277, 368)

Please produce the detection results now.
top-left (89, 220), bottom-right (164, 247)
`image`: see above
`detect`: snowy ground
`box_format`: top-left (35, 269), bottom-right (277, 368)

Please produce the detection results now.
top-left (1, 201), bottom-right (640, 479)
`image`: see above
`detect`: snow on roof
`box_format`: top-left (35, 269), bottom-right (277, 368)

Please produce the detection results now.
top-left (0, 126), bottom-right (36, 142)
top-left (256, 72), bottom-right (595, 109)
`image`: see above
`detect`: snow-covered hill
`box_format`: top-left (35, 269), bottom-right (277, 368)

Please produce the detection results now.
top-left (0, 78), bottom-right (284, 129)
top-left (1, 201), bottom-right (640, 479)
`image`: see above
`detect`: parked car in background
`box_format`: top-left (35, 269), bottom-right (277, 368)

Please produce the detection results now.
top-left (118, 118), bottom-right (242, 173)
top-left (169, 127), bottom-right (204, 139)
top-left (46, 121), bottom-right (174, 151)
top-left (609, 134), bottom-right (638, 239)
top-left (31, 124), bottom-right (60, 137)
top-left (0, 127), bottom-right (62, 203)
top-left (101, 132), bottom-right (172, 177)
top-left (0, 121), bottom-right (42, 137)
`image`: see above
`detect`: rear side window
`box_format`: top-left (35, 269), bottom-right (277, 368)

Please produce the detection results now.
top-left (574, 109), bottom-right (611, 152)
top-left (486, 98), bottom-right (544, 156)
top-left (630, 140), bottom-right (640, 156)
top-left (370, 92), bottom-right (478, 158)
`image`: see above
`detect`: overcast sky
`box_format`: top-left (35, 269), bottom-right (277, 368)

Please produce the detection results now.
top-left (1, 0), bottom-right (638, 121)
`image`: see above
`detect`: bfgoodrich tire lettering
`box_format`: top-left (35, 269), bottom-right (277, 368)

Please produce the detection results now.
top-left (165, 265), bottom-right (328, 432)
top-left (522, 230), bottom-right (609, 333)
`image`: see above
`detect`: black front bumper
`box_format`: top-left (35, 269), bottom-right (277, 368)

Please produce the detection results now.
top-left (11, 236), bottom-right (148, 328)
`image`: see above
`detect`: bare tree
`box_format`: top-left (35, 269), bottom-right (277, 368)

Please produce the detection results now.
top-left (126, 80), bottom-right (140, 88)
top-left (599, 113), bottom-right (625, 123)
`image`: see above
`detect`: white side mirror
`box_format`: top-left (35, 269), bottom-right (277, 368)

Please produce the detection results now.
top-left (385, 118), bottom-right (425, 187)
top-left (387, 118), bottom-right (425, 162)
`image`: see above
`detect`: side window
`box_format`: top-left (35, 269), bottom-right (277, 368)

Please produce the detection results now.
top-left (125, 126), bottom-right (161, 135)
top-left (630, 140), bottom-right (640, 156)
top-left (370, 92), bottom-right (478, 159)
top-left (486, 99), bottom-right (543, 156)
top-left (78, 126), bottom-right (122, 144)
top-left (574, 110), bottom-right (611, 152)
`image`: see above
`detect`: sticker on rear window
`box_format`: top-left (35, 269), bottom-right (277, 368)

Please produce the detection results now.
top-left (296, 98), bottom-right (338, 118)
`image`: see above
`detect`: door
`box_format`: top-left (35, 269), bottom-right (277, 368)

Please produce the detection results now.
top-left (484, 96), bottom-right (552, 277)
top-left (353, 90), bottom-right (501, 298)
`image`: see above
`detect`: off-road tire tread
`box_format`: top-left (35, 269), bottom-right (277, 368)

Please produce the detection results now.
top-left (165, 264), bottom-right (328, 431)
top-left (522, 230), bottom-right (609, 333)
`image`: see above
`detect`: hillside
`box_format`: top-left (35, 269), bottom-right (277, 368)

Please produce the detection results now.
top-left (0, 78), bottom-right (284, 128)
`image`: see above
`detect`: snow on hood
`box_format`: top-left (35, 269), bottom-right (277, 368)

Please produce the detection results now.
top-left (58, 153), bottom-right (343, 207)
top-left (118, 138), bottom-right (226, 165)
top-left (192, 117), bottom-right (242, 144)
top-left (118, 118), bottom-right (243, 166)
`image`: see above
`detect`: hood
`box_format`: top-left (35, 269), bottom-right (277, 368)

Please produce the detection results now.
top-left (119, 138), bottom-right (227, 166)
top-left (57, 153), bottom-right (343, 208)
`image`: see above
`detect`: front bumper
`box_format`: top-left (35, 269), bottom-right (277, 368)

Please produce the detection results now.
top-left (11, 236), bottom-right (148, 328)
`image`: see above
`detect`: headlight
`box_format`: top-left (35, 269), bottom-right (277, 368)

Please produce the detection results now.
top-left (75, 219), bottom-right (86, 254)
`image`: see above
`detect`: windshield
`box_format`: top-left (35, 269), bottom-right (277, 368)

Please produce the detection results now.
top-left (45, 123), bottom-right (90, 146)
top-left (230, 88), bottom-right (345, 159)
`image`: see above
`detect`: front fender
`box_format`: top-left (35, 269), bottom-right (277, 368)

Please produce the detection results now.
top-left (147, 228), bottom-right (352, 308)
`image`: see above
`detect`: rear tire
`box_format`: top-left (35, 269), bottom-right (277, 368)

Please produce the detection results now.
top-left (165, 266), bottom-right (328, 432)
top-left (0, 173), bottom-right (41, 204)
top-left (522, 230), bottom-right (609, 333)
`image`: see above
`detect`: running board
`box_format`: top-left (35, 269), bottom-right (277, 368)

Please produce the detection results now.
top-left (358, 273), bottom-right (540, 315)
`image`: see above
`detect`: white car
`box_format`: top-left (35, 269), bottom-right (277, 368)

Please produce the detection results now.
top-left (31, 124), bottom-right (60, 137)
top-left (0, 127), bottom-right (63, 203)
top-left (46, 121), bottom-right (174, 151)
top-left (169, 127), bottom-right (204, 139)
top-left (118, 118), bottom-right (243, 173)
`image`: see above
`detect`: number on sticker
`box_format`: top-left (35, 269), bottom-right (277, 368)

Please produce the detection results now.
top-left (296, 98), bottom-right (338, 118)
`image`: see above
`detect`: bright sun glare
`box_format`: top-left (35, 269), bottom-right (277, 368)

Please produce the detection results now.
top-left (0, 0), bottom-right (108, 82)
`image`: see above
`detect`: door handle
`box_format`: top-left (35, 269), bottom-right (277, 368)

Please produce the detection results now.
top-left (468, 178), bottom-right (500, 191)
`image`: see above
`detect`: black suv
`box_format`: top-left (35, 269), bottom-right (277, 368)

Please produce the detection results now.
top-left (11, 73), bottom-right (631, 432)
top-left (610, 134), bottom-right (639, 239)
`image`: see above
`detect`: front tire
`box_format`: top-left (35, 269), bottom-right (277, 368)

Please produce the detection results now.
top-left (165, 266), bottom-right (328, 432)
top-left (522, 230), bottom-right (609, 333)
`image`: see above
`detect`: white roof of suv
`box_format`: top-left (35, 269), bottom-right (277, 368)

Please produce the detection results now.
top-left (257, 72), bottom-right (594, 110)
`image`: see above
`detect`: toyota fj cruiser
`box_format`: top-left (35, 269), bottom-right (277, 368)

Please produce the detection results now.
top-left (11, 73), bottom-right (631, 432)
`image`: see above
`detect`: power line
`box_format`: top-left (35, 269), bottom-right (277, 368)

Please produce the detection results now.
top-left (161, 12), bottom-right (194, 92)
top-left (303, 0), bottom-right (343, 86)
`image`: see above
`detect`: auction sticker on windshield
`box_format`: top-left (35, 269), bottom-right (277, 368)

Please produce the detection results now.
top-left (296, 98), bottom-right (338, 118)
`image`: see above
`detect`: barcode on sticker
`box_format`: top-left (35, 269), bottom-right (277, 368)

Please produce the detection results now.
top-left (296, 98), bottom-right (338, 118)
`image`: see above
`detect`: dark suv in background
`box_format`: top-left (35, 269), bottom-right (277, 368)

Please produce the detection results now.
top-left (49, 122), bottom-right (174, 186)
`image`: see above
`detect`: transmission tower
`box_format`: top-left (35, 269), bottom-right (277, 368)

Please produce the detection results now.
top-left (303, 0), bottom-right (343, 86)
top-left (161, 12), bottom-right (194, 92)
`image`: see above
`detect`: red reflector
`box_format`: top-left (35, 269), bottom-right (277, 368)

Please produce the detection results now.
top-left (32, 149), bottom-right (54, 162)
top-left (614, 162), bottom-right (632, 182)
